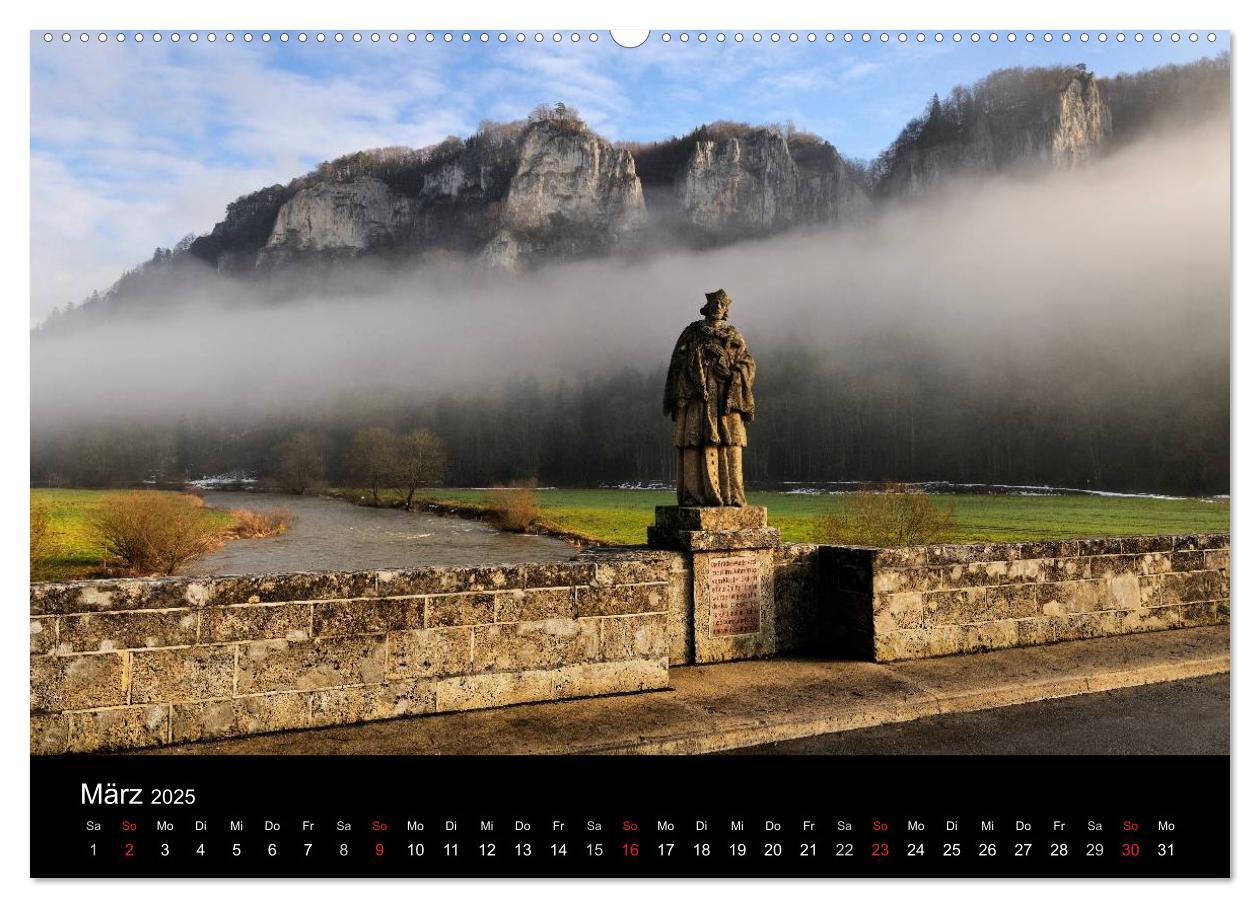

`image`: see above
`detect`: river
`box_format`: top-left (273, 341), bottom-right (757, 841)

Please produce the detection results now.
top-left (189, 491), bottom-right (576, 575)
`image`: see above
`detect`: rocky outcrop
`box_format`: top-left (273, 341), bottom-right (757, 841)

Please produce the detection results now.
top-left (491, 118), bottom-right (646, 264)
top-left (788, 136), bottom-right (872, 225)
top-left (1053, 72), bottom-right (1108, 167)
top-left (259, 177), bottom-right (414, 264)
top-left (679, 128), bottom-right (798, 234)
top-left (874, 67), bottom-right (1109, 197)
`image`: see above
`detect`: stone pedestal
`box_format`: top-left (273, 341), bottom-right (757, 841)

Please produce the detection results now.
top-left (648, 506), bottom-right (780, 663)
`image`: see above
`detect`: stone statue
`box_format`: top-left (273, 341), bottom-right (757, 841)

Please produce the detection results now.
top-left (664, 289), bottom-right (756, 507)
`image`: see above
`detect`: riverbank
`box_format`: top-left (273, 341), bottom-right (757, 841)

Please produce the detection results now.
top-left (375, 487), bottom-right (1231, 547)
top-left (29, 488), bottom-right (265, 581)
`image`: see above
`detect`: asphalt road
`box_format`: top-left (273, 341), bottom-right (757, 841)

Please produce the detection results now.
top-left (731, 674), bottom-right (1230, 756)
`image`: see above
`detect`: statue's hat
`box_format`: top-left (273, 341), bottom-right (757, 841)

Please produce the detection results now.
top-left (702, 288), bottom-right (731, 315)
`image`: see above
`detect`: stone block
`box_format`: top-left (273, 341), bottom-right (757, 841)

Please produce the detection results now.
top-left (130, 646), bottom-right (237, 703)
top-left (1036, 558), bottom-right (1090, 583)
top-left (386, 626), bottom-right (473, 680)
top-left (202, 602), bottom-right (314, 643)
top-left (873, 568), bottom-right (944, 595)
top-left (1120, 535), bottom-right (1177, 554)
top-left (311, 680), bottom-right (438, 725)
top-left (921, 587), bottom-right (987, 624)
top-left (1015, 617), bottom-right (1054, 647)
top-left (926, 625), bottom-right (964, 657)
top-left (30, 617), bottom-right (56, 656)
top-left (985, 584), bottom-right (1041, 620)
top-left (1088, 554), bottom-right (1137, 578)
top-left (552, 658), bottom-right (669, 700)
top-left (171, 692), bottom-right (313, 743)
top-left (1119, 605), bottom-right (1183, 633)
top-left (433, 669), bottom-right (560, 713)
top-left (1162, 570), bottom-right (1229, 604)
top-left (652, 506), bottom-right (767, 532)
top-left (649, 526), bottom-right (782, 552)
top-left (470, 618), bottom-right (599, 673)
top-left (425, 592), bottom-right (496, 627)
top-left (57, 609), bottom-right (199, 653)
top-left (312, 598), bottom-right (416, 637)
top-left (600, 614), bottom-right (669, 662)
top-left (1179, 600), bottom-right (1225, 626)
top-left (31, 653), bottom-right (129, 712)
top-left (198, 571), bottom-right (378, 607)
top-left (376, 564), bottom-right (527, 597)
top-left (1169, 550), bottom-right (1206, 572)
top-left (667, 562), bottom-right (693, 667)
top-left (875, 591), bottom-right (924, 632)
top-left (1019, 540), bottom-right (1080, 560)
top-left (494, 587), bottom-right (576, 623)
top-left (575, 583), bottom-right (667, 617)
top-left (590, 556), bottom-right (676, 586)
top-left (523, 562), bottom-right (597, 588)
top-left (1204, 549), bottom-right (1230, 572)
top-left (1174, 533), bottom-right (1228, 551)
top-left (1139, 574), bottom-right (1165, 607)
top-left (31, 714), bottom-right (68, 755)
top-left (1076, 538), bottom-right (1123, 556)
top-left (873, 629), bottom-right (929, 662)
top-left (237, 636), bottom-right (388, 694)
top-left (67, 704), bottom-right (169, 752)
top-left (1136, 553), bottom-right (1173, 575)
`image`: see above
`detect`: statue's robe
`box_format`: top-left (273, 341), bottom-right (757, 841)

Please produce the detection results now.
top-left (663, 318), bottom-right (756, 506)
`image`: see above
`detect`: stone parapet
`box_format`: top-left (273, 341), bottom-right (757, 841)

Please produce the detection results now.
top-left (30, 558), bottom-right (672, 754)
top-left (818, 533), bottom-right (1230, 661)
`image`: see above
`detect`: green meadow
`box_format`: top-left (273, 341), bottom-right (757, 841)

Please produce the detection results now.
top-left (29, 488), bottom-right (239, 582)
top-left (414, 488), bottom-right (1230, 546)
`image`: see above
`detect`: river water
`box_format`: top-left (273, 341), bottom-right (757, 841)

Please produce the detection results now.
top-left (188, 491), bottom-right (576, 575)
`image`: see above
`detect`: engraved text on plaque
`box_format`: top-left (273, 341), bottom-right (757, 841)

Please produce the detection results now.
top-left (709, 553), bottom-right (762, 636)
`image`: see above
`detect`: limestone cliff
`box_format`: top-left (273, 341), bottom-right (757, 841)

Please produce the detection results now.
top-left (259, 177), bottom-right (414, 264)
top-left (489, 117), bottom-right (645, 267)
top-left (874, 66), bottom-right (1109, 197)
top-left (630, 124), bottom-right (871, 241)
top-left (679, 128), bottom-right (799, 234)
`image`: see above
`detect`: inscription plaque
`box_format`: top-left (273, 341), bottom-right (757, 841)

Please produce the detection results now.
top-left (709, 553), bottom-right (761, 636)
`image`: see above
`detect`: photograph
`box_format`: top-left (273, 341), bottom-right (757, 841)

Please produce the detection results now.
top-left (22, 18), bottom-right (1234, 882)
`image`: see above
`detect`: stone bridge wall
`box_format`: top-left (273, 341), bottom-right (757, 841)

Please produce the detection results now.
top-left (30, 558), bottom-right (674, 754)
top-left (821, 533), bottom-right (1230, 661)
top-left (29, 533), bottom-right (1228, 752)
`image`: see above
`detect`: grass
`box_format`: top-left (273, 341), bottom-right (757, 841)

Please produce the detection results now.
top-left (30, 488), bottom-right (240, 582)
top-left (407, 488), bottom-right (1230, 546)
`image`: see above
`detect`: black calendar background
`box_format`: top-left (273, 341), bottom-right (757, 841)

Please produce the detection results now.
top-left (31, 754), bottom-right (1229, 878)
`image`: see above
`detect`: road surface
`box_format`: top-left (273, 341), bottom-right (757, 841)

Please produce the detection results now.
top-left (731, 674), bottom-right (1229, 755)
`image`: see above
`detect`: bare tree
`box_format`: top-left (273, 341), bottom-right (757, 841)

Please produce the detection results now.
top-left (394, 429), bottom-right (448, 508)
top-left (272, 432), bottom-right (325, 495)
top-left (346, 427), bottom-right (400, 505)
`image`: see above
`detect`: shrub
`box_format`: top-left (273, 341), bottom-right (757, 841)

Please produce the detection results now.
top-left (488, 480), bottom-right (540, 532)
top-left (232, 508), bottom-right (292, 538)
top-left (89, 492), bottom-right (222, 576)
top-left (815, 483), bottom-right (959, 547)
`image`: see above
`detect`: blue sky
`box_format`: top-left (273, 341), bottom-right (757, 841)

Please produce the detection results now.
top-left (30, 29), bottom-right (1228, 318)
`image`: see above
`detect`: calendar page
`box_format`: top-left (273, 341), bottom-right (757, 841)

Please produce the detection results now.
top-left (26, 18), bottom-right (1231, 882)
